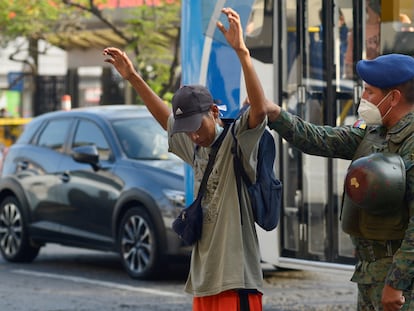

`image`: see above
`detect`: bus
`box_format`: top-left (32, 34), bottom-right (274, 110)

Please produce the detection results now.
top-left (180, 0), bottom-right (414, 271)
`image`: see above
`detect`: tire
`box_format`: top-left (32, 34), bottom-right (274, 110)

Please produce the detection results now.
top-left (0, 196), bottom-right (40, 262)
top-left (117, 207), bottom-right (162, 279)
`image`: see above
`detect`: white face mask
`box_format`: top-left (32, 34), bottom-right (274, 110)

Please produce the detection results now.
top-left (214, 121), bottom-right (223, 137)
top-left (209, 120), bottom-right (224, 147)
top-left (357, 92), bottom-right (392, 126)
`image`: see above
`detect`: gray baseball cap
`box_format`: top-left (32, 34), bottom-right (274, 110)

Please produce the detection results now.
top-left (171, 85), bottom-right (214, 134)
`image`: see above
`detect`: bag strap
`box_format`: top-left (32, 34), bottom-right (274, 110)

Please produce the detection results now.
top-left (230, 121), bottom-right (251, 226)
top-left (238, 289), bottom-right (259, 311)
top-left (238, 290), bottom-right (250, 311)
top-left (196, 123), bottom-right (230, 199)
top-left (231, 123), bottom-right (253, 187)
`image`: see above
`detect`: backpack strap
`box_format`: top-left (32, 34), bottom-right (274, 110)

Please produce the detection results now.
top-left (231, 122), bottom-right (253, 187)
top-left (231, 121), bottom-right (252, 226)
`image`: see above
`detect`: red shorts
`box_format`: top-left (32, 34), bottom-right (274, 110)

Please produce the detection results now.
top-left (193, 289), bottom-right (263, 311)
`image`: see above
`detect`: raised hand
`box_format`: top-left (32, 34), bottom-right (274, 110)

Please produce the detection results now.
top-left (216, 7), bottom-right (248, 54)
top-left (102, 46), bottom-right (170, 129)
top-left (103, 47), bottom-right (136, 80)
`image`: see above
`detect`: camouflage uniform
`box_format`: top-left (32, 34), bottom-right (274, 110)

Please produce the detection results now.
top-left (269, 109), bottom-right (414, 310)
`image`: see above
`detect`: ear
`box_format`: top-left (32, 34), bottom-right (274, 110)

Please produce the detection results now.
top-left (390, 89), bottom-right (401, 107)
top-left (210, 105), bottom-right (221, 118)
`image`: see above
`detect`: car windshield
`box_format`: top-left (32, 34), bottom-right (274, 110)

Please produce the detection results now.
top-left (112, 117), bottom-right (176, 160)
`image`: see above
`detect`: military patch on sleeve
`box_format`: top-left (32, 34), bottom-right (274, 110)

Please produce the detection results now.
top-left (353, 119), bottom-right (366, 129)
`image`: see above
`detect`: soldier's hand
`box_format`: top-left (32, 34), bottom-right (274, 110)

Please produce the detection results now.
top-left (382, 284), bottom-right (405, 311)
top-left (266, 100), bottom-right (281, 123)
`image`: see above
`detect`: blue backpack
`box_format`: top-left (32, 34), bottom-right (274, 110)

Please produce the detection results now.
top-left (230, 119), bottom-right (282, 231)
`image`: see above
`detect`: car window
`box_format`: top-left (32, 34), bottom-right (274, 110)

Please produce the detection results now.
top-left (112, 117), bottom-right (170, 160)
top-left (73, 120), bottom-right (111, 161)
top-left (37, 119), bottom-right (72, 153)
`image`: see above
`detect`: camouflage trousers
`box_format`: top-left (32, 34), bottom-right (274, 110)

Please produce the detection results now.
top-left (357, 282), bottom-right (413, 311)
top-left (353, 257), bottom-right (413, 310)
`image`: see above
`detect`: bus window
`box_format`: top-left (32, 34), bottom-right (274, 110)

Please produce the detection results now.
top-left (382, 0), bottom-right (414, 55)
top-left (245, 0), bottom-right (273, 63)
top-left (345, 0), bottom-right (414, 80)
top-left (246, 0), bottom-right (265, 37)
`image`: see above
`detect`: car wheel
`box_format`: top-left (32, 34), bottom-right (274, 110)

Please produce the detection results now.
top-left (117, 207), bottom-right (162, 279)
top-left (0, 196), bottom-right (40, 262)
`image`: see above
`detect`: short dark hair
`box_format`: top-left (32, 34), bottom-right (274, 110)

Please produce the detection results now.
top-left (399, 78), bottom-right (414, 104)
top-left (383, 78), bottom-right (414, 104)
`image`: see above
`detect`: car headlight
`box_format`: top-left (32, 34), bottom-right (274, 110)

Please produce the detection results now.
top-left (163, 189), bottom-right (186, 208)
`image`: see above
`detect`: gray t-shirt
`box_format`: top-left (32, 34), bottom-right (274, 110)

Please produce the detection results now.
top-left (168, 109), bottom-right (266, 297)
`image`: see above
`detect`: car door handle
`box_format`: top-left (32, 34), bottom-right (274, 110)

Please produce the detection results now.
top-left (17, 161), bottom-right (28, 170)
top-left (60, 172), bottom-right (70, 183)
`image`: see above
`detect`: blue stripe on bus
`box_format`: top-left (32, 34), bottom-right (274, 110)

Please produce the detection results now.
top-left (206, 41), bottom-right (241, 118)
top-left (181, 0), bottom-right (204, 85)
top-left (181, 0), bottom-right (254, 204)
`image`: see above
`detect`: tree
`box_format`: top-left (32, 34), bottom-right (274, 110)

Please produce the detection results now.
top-left (0, 1), bottom-right (80, 114)
top-left (0, 0), bottom-right (181, 103)
top-left (125, 1), bottom-right (181, 101)
top-left (0, 1), bottom-right (77, 75)
top-left (62, 0), bottom-right (181, 101)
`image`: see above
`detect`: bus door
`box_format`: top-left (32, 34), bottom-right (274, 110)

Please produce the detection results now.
top-left (279, 0), bottom-right (360, 266)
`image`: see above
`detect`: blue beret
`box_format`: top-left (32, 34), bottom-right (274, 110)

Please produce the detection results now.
top-left (356, 54), bottom-right (414, 88)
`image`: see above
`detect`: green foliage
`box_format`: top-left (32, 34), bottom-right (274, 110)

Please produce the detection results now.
top-left (0, 0), bottom-right (181, 101)
top-left (124, 1), bottom-right (181, 98)
top-left (0, 1), bottom-right (65, 44)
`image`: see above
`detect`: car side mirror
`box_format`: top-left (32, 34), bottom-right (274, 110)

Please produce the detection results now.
top-left (72, 145), bottom-right (101, 171)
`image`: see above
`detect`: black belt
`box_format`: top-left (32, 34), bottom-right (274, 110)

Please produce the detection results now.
top-left (355, 240), bottom-right (402, 262)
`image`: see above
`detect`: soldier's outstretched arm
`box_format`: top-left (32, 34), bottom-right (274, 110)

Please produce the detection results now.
top-left (103, 47), bottom-right (170, 130)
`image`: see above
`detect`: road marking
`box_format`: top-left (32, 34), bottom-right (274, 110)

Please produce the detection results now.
top-left (12, 269), bottom-right (185, 298)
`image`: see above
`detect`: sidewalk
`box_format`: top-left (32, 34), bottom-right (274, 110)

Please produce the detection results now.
top-left (262, 268), bottom-right (357, 310)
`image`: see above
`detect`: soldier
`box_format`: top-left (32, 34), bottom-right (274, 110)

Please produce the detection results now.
top-left (267, 53), bottom-right (414, 311)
